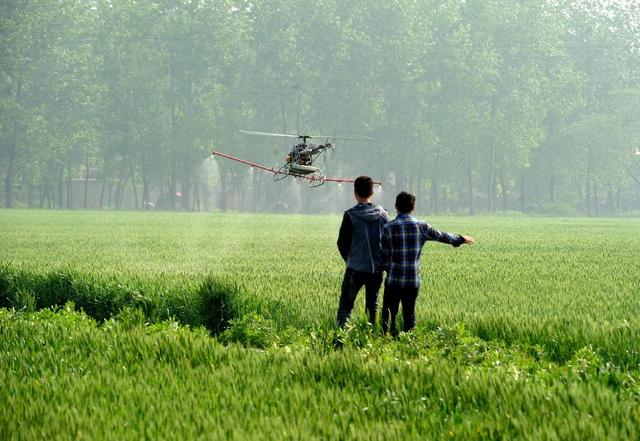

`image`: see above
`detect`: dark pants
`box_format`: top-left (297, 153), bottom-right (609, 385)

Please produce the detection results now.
top-left (381, 284), bottom-right (419, 337)
top-left (336, 268), bottom-right (383, 327)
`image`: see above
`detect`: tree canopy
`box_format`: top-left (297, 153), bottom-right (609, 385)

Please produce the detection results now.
top-left (1, 0), bottom-right (639, 214)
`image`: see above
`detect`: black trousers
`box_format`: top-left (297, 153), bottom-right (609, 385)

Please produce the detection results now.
top-left (336, 268), bottom-right (383, 327)
top-left (381, 283), bottom-right (419, 337)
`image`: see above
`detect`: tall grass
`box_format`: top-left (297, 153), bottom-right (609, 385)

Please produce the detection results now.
top-left (1, 210), bottom-right (638, 364)
top-left (1, 210), bottom-right (639, 438)
top-left (1, 306), bottom-right (638, 440)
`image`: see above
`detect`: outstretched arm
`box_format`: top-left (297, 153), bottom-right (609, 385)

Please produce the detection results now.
top-left (421, 222), bottom-right (475, 247)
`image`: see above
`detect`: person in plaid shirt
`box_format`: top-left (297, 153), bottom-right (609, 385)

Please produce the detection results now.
top-left (381, 191), bottom-right (475, 337)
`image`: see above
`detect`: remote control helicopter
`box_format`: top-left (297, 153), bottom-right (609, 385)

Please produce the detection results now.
top-left (211, 130), bottom-right (382, 188)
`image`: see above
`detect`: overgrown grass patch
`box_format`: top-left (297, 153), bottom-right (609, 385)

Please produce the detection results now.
top-left (0, 264), bottom-right (266, 336)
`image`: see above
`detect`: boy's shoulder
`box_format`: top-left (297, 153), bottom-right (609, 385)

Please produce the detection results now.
top-left (387, 215), bottom-right (428, 227)
top-left (346, 203), bottom-right (389, 219)
top-left (385, 215), bottom-right (406, 228)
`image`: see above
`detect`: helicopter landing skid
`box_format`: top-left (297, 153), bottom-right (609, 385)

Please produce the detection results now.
top-left (273, 165), bottom-right (290, 181)
top-left (307, 169), bottom-right (326, 187)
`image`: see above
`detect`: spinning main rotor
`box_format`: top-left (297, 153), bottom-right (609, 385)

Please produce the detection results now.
top-left (239, 130), bottom-right (373, 143)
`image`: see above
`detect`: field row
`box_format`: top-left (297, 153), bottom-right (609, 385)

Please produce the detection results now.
top-left (1, 210), bottom-right (638, 366)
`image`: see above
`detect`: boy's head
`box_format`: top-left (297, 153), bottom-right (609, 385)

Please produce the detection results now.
top-left (395, 191), bottom-right (415, 214)
top-left (354, 176), bottom-right (374, 199)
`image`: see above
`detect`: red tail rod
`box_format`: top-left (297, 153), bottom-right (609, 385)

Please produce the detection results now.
top-left (211, 150), bottom-right (277, 174)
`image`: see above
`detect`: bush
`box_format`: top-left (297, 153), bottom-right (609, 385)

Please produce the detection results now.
top-left (220, 313), bottom-right (279, 348)
top-left (0, 265), bottom-right (252, 334)
top-left (197, 276), bottom-right (242, 335)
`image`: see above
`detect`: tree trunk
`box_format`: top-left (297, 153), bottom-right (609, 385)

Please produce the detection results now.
top-left (417, 153), bottom-right (425, 212)
top-left (130, 164), bottom-right (138, 209)
top-left (159, 178), bottom-right (167, 209)
top-left (4, 123), bottom-right (18, 208)
top-left (27, 183), bottom-right (33, 208)
top-left (219, 166), bottom-right (227, 212)
top-left (4, 73), bottom-right (22, 208)
top-left (500, 173), bottom-right (507, 211)
top-left (115, 177), bottom-right (123, 209)
top-left (132, 96), bottom-right (147, 210)
top-left (467, 155), bottom-right (474, 216)
top-left (606, 182), bottom-right (614, 214)
top-left (519, 169), bottom-right (525, 212)
top-left (252, 170), bottom-right (258, 213)
top-left (487, 94), bottom-right (497, 212)
top-left (549, 165), bottom-right (556, 203)
top-left (170, 163), bottom-right (177, 210)
top-left (66, 172), bottom-right (73, 209)
top-left (84, 155), bottom-right (90, 209)
top-left (593, 179), bottom-right (599, 216)
top-left (546, 116), bottom-right (557, 204)
top-left (107, 179), bottom-right (113, 208)
top-left (431, 147), bottom-right (441, 214)
top-left (100, 178), bottom-right (106, 209)
top-left (39, 177), bottom-right (47, 209)
top-left (182, 175), bottom-right (192, 211)
top-left (57, 169), bottom-right (64, 209)
top-left (142, 162), bottom-right (149, 209)
top-left (430, 179), bottom-right (438, 214)
top-left (585, 152), bottom-right (592, 216)
top-left (47, 186), bottom-right (52, 209)
top-left (193, 179), bottom-right (200, 211)
top-left (45, 183), bottom-right (52, 209)
top-left (169, 63), bottom-right (179, 211)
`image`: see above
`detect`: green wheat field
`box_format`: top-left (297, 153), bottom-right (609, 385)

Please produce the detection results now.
top-left (1, 210), bottom-right (639, 440)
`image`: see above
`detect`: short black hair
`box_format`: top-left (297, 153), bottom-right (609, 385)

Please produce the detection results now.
top-left (354, 176), bottom-right (374, 198)
top-left (395, 191), bottom-right (415, 214)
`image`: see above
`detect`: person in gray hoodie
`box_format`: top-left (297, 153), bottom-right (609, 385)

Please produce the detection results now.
top-left (336, 176), bottom-right (389, 327)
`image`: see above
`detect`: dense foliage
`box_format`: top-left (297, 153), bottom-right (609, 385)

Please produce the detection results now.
top-left (1, 1), bottom-right (639, 214)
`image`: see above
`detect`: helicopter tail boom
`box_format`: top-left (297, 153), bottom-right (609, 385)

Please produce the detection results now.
top-left (211, 150), bottom-right (278, 174)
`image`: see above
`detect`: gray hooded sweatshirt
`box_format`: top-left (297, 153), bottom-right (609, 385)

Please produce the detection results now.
top-left (337, 203), bottom-right (389, 273)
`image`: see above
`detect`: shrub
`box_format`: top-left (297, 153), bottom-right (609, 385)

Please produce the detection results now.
top-left (0, 265), bottom-right (252, 334)
top-left (220, 313), bottom-right (278, 348)
top-left (198, 276), bottom-right (243, 335)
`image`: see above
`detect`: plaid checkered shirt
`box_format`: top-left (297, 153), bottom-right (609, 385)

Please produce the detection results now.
top-left (382, 214), bottom-right (464, 288)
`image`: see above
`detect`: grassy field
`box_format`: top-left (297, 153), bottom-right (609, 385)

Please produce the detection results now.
top-left (1, 209), bottom-right (639, 439)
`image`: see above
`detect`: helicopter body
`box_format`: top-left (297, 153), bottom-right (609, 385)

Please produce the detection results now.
top-left (211, 130), bottom-right (381, 188)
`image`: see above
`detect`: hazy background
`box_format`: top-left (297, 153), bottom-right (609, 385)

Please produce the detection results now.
top-left (1, 0), bottom-right (639, 215)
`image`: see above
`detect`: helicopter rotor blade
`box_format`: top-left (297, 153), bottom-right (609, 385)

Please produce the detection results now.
top-left (323, 135), bottom-right (374, 141)
top-left (240, 129), bottom-right (373, 142)
top-left (239, 130), bottom-right (300, 139)
top-left (303, 133), bottom-right (374, 141)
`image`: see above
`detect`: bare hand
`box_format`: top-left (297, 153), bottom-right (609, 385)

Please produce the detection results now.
top-left (462, 235), bottom-right (475, 245)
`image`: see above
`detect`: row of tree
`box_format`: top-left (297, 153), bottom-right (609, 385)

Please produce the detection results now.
top-left (2, 0), bottom-right (639, 214)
